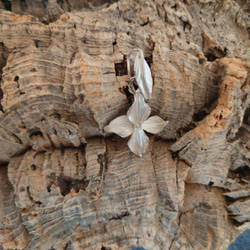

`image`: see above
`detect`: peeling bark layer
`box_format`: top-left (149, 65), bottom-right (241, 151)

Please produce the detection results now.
top-left (0, 0), bottom-right (249, 249)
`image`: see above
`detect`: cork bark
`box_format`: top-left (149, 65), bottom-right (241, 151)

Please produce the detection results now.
top-left (0, 0), bottom-right (249, 249)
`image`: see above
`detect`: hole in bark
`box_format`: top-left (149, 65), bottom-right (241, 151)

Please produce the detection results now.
top-left (46, 173), bottom-right (56, 193)
top-left (64, 241), bottom-right (72, 250)
top-left (70, 51), bottom-right (76, 64)
top-left (110, 211), bottom-right (130, 220)
top-left (183, 21), bottom-right (192, 31)
top-left (57, 175), bottom-right (73, 196)
top-left (30, 68), bottom-right (37, 72)
top-left (112, 40), bottom-right (117, 52)
top-left (61, 146), bottom-right (65, 155)
top-left (171, 4), bottom-right (177, 11)
top-left (41, 20), bottom-right (49, 25)
top-left (57, 174), bottom-right (89, 196)
top-left (1, 0), bottom-right (12, 11)
top-left (43, 0), bottom-right (48, 8)
top-left (208, 181), bottom-right (214, 186)
top-left (247, 27), bottom-right (250, 35)
top-left (145, 56), bottom-right (152, 68)
top-left (101, 246), bottom-right (111, 250)
top-left (193, 110), bottom-right (208, 122)
top-left (71, 178), bottom-right (89, 193)
top-left (177, 122), bottom-right (196, 136)
top-left (20, 0), bottom-right (28, 12)
top-left (228, 165), bottom-right (250, 183)
top-left (118, 86), bottom-right (126, 95)
top-left (50, 112), bottom-right (61, 120)
top-left (30, 164), bottom-right (36, 171)
top-left (124, 85), bottom-right (134, 104)
top-left (53, 128), bottom-right (57, 135)
top-left (140, 20), bottom-right (149, 26)
top-left (14, 76), bottom-right (19, 82)
top-left (243, 108), bottom-right (250, 125)
top-left (78, 94), bottom-right (85, 104)
top-left (236, 165), bottom-right (250, 179)
top-left (203, 33), bottom-right (227, 61)
top-left (115, 55), bottom-right (127, 76)
top-left (29, 130), bottom-right (43, 138)
top-left (97, 153), bottom-right (106, 175)
top-left (34, 40), bottom-right (40, 48)
top-left (204, 53), bottom-right (217, 61)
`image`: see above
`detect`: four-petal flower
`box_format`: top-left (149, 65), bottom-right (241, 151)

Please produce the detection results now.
top-left (104, 90), bottom-right (168, 157)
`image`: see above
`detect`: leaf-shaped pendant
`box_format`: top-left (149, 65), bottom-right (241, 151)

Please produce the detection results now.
top-left (127, 48), bottom-right (153, 100)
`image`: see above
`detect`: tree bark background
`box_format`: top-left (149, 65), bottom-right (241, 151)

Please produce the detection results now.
top-left (0, 0), bottom-right (249, 249)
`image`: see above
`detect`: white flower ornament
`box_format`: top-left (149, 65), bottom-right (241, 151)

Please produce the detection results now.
top-left (104, 90), bottom-right (168, 157)
top-left (104, 48), bottom-right (168, 157)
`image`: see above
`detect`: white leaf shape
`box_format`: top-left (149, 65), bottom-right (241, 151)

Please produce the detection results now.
top-left (142, 116), bottom-right (169, 134)
top-left (134, 49), bottom-right (153, 100)
top-left (104, 115), bottom-right (134, 138)
top-left (127, 90), bottom-right (151, 126)
top-left (127, 127), bottom-right (149, 157)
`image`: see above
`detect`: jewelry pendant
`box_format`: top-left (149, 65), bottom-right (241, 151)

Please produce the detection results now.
top-left (104, 49), bottom-right (168, 157)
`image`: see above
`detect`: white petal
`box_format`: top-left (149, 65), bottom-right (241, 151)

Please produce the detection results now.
top-left (142, 116), bottom-right (168, 134)
top-left (127, 127), bottom-right (149, 157)
top-left (104, 115), bottom-right (134, 138)
top-left (134, 49), bottom-right (153, 100)
top-left (127, 90), bottom-right (151, 126)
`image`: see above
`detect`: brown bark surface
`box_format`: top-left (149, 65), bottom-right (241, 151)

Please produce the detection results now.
top-left (0, 0), bottom-right (249, 249)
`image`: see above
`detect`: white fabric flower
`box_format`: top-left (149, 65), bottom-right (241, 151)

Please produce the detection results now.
top-left (104, 91), bottom-right (168, 157)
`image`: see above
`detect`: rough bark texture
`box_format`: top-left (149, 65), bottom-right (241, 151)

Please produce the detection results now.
top-left (0, 0), bottom-right (249, 249)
